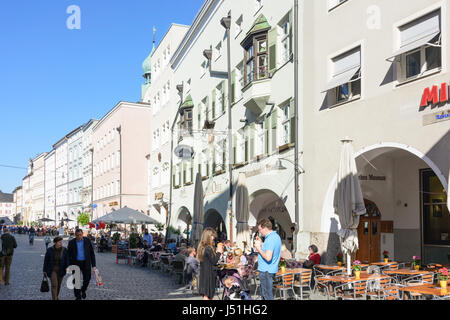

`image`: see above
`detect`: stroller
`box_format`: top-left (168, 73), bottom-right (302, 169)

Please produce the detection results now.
top-left (220, 271), bottom-right (251, 300)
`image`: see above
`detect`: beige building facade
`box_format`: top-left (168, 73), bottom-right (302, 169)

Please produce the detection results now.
top-left (92, 102), bottom-right (151, 220)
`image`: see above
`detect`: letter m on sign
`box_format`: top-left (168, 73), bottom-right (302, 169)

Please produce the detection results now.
top-left (420, 86), bottom-right (439, 107)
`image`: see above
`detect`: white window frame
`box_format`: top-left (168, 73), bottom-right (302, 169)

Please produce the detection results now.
top-left (282, 103), bottom-right (290, 145)
top-left (278, 14), bottom-right (291, 66)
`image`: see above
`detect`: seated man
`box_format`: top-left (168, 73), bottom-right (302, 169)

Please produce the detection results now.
top-left (184, 247), bottom-right (199, 287)
top-left (173, 249), bottom-right (187, 263)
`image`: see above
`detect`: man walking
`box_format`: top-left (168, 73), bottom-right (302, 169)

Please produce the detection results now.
top-left (0, 227), bottom-right (17, 286)
top-left (67, 228), bottom-right (96, 300)
top-left (253, 219), bottom-right (281, 300)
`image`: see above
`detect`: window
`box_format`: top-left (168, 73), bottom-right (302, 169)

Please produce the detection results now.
top-left (422, 169), bottom-right (450, 245)
top-left (180, 107), bottom-right (193, 135)
top-left (237, 131), bottom-right (245, 164)
top-left (279, 15), bottom-right (291, 65)
top-left (282, 103), bottom-right (291, 145)
top-left (256, 123), bottom-right (265, 156)
top-left (244, 34), bottom-right (268, 86)
top-left (391, 10), bottom-right (442, 83)
top-left (323, 46), bottom-right (361, 106)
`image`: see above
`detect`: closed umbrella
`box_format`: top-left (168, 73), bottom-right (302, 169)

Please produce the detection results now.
top-left (192, 172), bottom-right (204, 247)
top-left (235, 172), bottom-right (251, 253)
top-left (447, 169), bottom-right (449, 212)
top-left (334, 138), bottom-right (367, 275)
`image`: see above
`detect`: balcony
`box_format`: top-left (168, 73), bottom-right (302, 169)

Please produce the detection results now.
top-left (242, 78), bottom-right (271, 115)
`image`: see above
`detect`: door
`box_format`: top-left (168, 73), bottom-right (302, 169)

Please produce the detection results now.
top-left (356, 199), bottom-right (381, 263)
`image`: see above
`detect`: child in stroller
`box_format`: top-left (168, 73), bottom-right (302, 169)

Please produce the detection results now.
top-left (222, 273), bottom-right (251, 300)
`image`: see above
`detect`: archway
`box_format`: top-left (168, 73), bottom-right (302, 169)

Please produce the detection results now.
top-left (249, 189), bottom-right (293, 249)
top-left (175, 206), bottom-right (192, 241)
top-left (322, 143), bottom-right (449, 264)
top-left (204, 209), bottom-right (227, 242)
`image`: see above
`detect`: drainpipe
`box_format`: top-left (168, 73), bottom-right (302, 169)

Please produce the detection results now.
top-left (293, 0), bottom-right (300, 258)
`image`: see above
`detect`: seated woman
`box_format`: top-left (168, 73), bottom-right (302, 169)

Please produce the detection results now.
top-left (303, 244), bottom-right (321, 269)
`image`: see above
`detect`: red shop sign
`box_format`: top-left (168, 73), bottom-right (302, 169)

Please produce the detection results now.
top-left (421, 82), bottom-right (449, 107)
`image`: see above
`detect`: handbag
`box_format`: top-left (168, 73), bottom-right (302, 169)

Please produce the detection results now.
top-left (40, 275), bottom-right (49, 293)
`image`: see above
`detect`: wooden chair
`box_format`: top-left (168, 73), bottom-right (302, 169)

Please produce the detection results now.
top-left (388, 263), bottom-right (399, 271)
top-left (274, 273), bottom-right (297, 300)
top-left (381, 284), bottom-right (405, 300)
top-left (293, 270), bottom-right (312, 300)
top-left (313, 275), bottom-right (332, 299)
top-left (171, 260), bottom-right (185, 284)
top-left (333, 280), bottom-right (368, 300)
top-left (402, 273), bottom-right (434, 300)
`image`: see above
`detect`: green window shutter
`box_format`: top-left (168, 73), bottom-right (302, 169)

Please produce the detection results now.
top-left (231, 70), bottom-right (236, 104)
top-left (198, 163), bottom-right (202, 177)
top-left (289, 10), bottom-right (293, 57)
top-left (212, 89), bottom-right (216, 119)
top-left (191, 159), bottom-right (194, 182)
top-left (290, 98), bottom-right (295, 144)
top-left (245, 126), bottom-right (249, 163)
top-left (212, 145), bottom-right (216, 173)
top-left (222, 81), bottom-right (227, 113)
top-left (232, 134), bottom-right (237, 165)
top-left (249, 123), bottom-right (255, 160)
top-left (268, 28), bottom-right (278, 75)
top-left (264, 114), bottom-right (271, 155)
top-left (271, 108), bottom-right (278, 152)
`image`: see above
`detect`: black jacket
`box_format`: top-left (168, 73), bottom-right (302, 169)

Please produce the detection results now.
top-left (67, 237), bottom-right (96, 269)
top-left (1, 233), bottom-right (17, 256)
top-left (43, 246), bottom-right (70, 277)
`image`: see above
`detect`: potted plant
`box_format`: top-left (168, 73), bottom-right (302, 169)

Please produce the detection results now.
top-left (412, 256), bottom-right (421, 271)
top-left (438, 267), bottom-right (448, 289)
top-left (111, 232), bottom-right (120, 253)
top-left (336, 252), bottom-right (343, 267)
top-left (353, 260), bottom-right (362, 279)
top-left (382, 250), bottom-right (389, 263)
top-left (279, 258), bottom-right (287, 273)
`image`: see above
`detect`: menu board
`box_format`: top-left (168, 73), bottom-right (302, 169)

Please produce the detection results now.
top-left (116, 240), bottom-right (130, 264)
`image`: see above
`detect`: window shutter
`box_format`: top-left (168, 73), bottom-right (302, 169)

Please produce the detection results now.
top-left (264, 114), bottom-right (271, 154)
top-left (233, 134), bottom-right (237, 165)
top-left (231, 70), bottom-right (236, 104)
top-left (271, 108), bottom-right (278, 152)
top-left (290, 99), bottom-right (295, 144)
top-left (191, 159), bottom-right (194, 182)
top-left (222, 81), bottom-right (226, 113)
top-left (205, 96), bottom-right (210, 121)
top-left (198, 163), bottom-right (202, 177)
top-left (268, 28), bottom-right (278, 75)
top-left (212, 145), bottom-right (216, 173)
top-left (172, 166), bottom-right (176, 185)
top-left (222, 140), bottom-right (226, 170)
top-left (212, 89), bottom-right (216, 119)
top-left (289, 9), bottom-right (293, 57)
top-left (249, 123), bottom-right (255, 160)
top-left (245, 126), bottom-right (249, 163)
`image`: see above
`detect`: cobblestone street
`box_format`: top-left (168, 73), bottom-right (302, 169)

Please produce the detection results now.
top-left (0, 234), bottom-right (198, 300)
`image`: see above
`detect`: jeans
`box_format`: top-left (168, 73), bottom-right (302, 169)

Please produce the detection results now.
top-left (259, 271), bottom-right (276, 300)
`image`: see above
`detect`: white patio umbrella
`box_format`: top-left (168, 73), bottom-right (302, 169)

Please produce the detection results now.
top-left (334, 138), bottom-right (367, 275)
top-left (235, 172), bottom-right (252, 253)
top-left (447, 169), bottom-right (450, 212)
top-left (192, 172), bottom-right (204, 247)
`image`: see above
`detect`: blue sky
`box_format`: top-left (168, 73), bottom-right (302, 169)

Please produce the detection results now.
top-left (0, 0), bottom-right (203, 193)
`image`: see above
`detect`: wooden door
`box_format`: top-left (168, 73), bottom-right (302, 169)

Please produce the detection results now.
top-left (356, 200), bottom-right (381, 263)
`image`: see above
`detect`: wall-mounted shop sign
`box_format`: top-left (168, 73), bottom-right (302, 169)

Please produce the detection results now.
top-left (421, 82), bottom-right (450, 108)
top-left (359, 175), bottom-right (386, 181)
top-left (109, 201), bottom-right (118, 206)
top-left (423, 108), bottom-right (450, 126)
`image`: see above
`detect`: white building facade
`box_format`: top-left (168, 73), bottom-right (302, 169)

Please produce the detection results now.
top-left (82, 119), bottom-right (98, 218)
top-left (30, 153), bottom-right (47, 223)
top-left (170, 0), bottom-right (298, 250)
top-left (54, 137), bottom-right (69, 227)
top-left (142, 24), bottom-right (190, 229)
top-left (67, 126), bottom-right (84, 223)
top-left (44, 150), bottom-right (56, 222)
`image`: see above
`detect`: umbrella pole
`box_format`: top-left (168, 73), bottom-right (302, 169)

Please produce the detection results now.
top-left (347, 253), bottom-right (351, 275)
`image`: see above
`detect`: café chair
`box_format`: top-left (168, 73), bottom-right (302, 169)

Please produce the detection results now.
top-left (367, 265), bottom-right (381, 274)
top-left (274, 273), bottom-right (297, 300)
top-left (170, 260), bottom-right (185, 284)
top-left (293, 270), bottom-right (312, 300)
top-left (366, 277), bottom-right (392, 300)
top-left (402, 273), bottom-right (434, 300)
top-left (432, 294), bottom-right (450, 300)
top-left (333, 280), bottom-right (368, 300)
top-left (381, 284), bottom-right (405, 300)
top-left (313, 275), bottom-right (332, 299)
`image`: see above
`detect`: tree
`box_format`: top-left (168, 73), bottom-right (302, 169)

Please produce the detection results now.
top-left (77, 213), bottom-right (90, 227)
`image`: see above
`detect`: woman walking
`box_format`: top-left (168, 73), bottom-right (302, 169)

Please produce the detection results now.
top-left (43, 236), bottom-right (69, 300)
top-left (197, 228), bottom-right (223, 300)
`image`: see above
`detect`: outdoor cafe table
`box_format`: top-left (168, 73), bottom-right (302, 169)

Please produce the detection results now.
top-left (370, 261), bottom-right (398, 266)
top-left (317, 271), bottom-right (390, 284)
top-left (399, 283), bottom-right (450, 298)
top-left (383, 269), bottom-right (431, 276)
top-left (276, 268), bottom-right (311, 276)
top-left (315, 264), bottom-right (369, 273)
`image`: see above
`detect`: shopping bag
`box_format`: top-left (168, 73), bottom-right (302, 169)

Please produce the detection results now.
top-left (40, 275), bottom-right (49, 293)
top-left (94, 268), bottom-right (103, 287)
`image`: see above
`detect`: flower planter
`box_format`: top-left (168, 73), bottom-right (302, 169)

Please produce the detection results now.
top-left (440, 281), bottom-right (448, 289)
top-left (337, 261), bottom-right (342, 267)
top-left (355, 271), bottom-right (360, 280)
top-left (280, 266), bottom-right (286, 273)
top-left (414, 265), bottom-right (420, 271)
top-left (384, 258), bottom-right (389, 263)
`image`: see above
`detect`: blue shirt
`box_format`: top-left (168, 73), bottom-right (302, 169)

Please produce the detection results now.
top-left (168, 242), bottom-right (177, 253)
top-left (257, 231), bottom-right (282, 274)
top-left (143, 233), bottom-right (152, 246)
top-left (76, 238), bottom-right (85, 261)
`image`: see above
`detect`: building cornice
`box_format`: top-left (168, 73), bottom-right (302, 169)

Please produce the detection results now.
top-left (92, 101), bottom-right (151, 132)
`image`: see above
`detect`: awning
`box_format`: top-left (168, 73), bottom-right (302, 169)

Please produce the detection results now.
top-left (386, 31), bottom-right (440, 61)
top-left (322, 66), bottom-right (360, 93)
